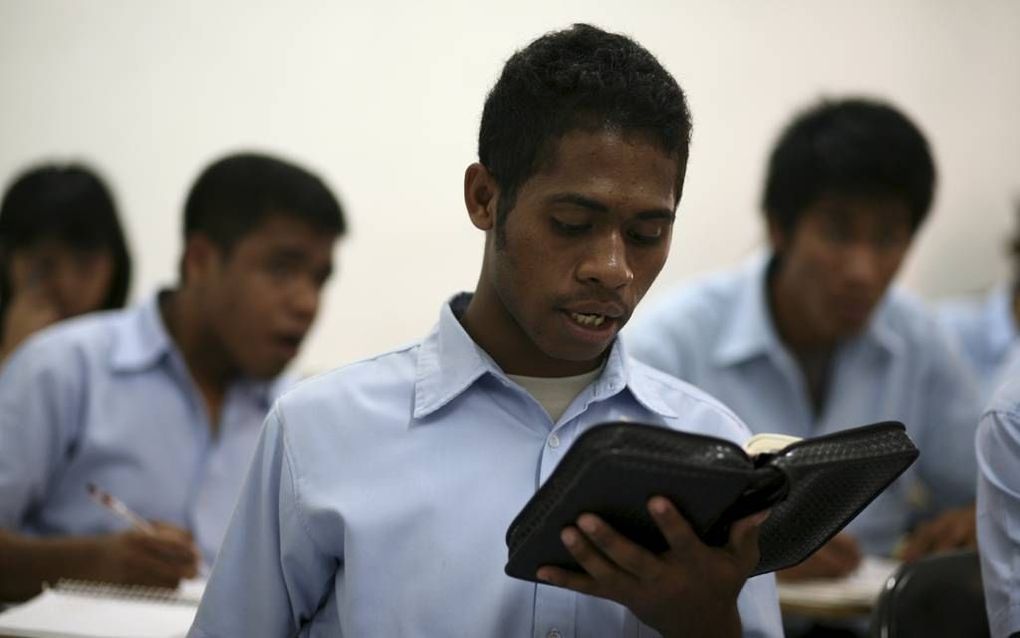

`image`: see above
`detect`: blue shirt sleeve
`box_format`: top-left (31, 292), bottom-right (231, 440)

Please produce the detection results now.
top-left (0, 336), bottom-right (83, 529)
top-left (913, 332), bottom-right (981, 512)
top-left (977, 405), bottom-right (1020, 638)
top-left (188, 405), bottom-right (341, 638)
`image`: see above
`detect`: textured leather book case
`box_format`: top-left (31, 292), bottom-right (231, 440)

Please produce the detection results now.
top-left (505, 421), bottom-right (918, 581)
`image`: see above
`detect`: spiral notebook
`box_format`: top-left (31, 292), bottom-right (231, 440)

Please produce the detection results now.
top-left (0, 579), bottom-right (205, 638)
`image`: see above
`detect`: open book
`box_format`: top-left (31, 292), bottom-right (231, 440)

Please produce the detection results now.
top-left (0, 579), bottom-right (205, 638)
top-left (504, 421), bottom-right (918, 581)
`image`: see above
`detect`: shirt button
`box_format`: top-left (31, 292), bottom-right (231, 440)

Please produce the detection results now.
top-left (547, 630), bottom-right (563, 638)
top-left (548, 433), bottom-right (560, 449)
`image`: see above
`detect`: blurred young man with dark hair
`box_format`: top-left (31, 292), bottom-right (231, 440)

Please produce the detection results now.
top-left (191, 25), bottom-right (782, 638)
top-left (629, 98), bottom-right (980, 581)
top-left (0, 152), bottom-right (345, 600)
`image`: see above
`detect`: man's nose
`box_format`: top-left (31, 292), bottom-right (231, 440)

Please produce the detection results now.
top-left (576, 231), bottom-right (634, 290)
top-left (290, 277), bottom-right (320, 321)
top-left (843, 242), bottom-right (882, 287)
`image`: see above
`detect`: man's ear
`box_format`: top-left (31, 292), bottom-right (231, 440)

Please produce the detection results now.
top-left (766, 215), bottom-right (787, 254)
top-left (180, 235), bottom-right (221, 285)
top-left (464, 163), bottom-right (500, 231)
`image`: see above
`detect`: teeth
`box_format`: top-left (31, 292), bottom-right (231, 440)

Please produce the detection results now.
top-left (570, 312), bottom-right (606, 327)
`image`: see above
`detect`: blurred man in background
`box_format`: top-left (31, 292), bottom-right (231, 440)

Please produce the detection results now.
top-left (628, 98), bottom-right (980, 583)
top-left (0, 152), bottom-right (346, 600)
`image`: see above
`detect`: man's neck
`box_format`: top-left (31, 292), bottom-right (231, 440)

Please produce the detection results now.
top-left (767, 265), bottom-right (833, 358)
top-left (460, 284), bottom-right (604, 378)
top-left (159, 290), bottom-right (234, 430)
top-left (767, 267), bottom-right (835, 417)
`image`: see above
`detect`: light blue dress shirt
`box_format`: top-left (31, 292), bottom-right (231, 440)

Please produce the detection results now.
top-left (189, 294), bottom-right (783, 638)
top-left (937, 285), bottom-right (1018, 399)
top-left (977, 352), bottom-right (1020, 638)
top-left (0, 293), bottom-right (290, 565)
top-left (626, 255), bottom-right (981, 556)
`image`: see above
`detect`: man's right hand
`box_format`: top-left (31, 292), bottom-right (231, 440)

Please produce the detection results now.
top-left (776, 532), bottom-right (861, 581)
top-left (91, 522), bottom-right (201, 588)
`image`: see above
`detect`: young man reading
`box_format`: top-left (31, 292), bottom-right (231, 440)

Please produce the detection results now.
top-left (190, 25), bottom-right (782, 638)
top-left (628, 99), bottom-right (980, 581)
top-left (0, 152), bottom-right (345, 600)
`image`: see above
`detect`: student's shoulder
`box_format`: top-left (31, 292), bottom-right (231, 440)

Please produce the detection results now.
top-left (275, 340), bottom-right (421, 414)
top-left (880, 288), bottom-right (956, 349)
top-left (984, 353), bottom-right (1020, 419)
top-left (635, 267), bottom-right (744, 330)
top-left (3, 309), bottom-right (125, 376)
top-left (627, 356), bottom-right (752, 442)
top-left (935, 292), bottom-right (986, 327)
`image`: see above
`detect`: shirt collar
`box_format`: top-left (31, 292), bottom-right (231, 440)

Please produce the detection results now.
top-left (413, 293), bottom-right (676, 420)
top-left (109, 292), bottom-right (175, 372)
top-left (712, 253), bottom-right (900, 367)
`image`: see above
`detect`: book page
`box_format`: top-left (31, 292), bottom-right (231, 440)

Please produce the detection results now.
top-left (0, 585), bottom-right (200, 638)
top-left (778, 555), bottom-right (901, 612)
top-left (743, 432), bottom-right (802, 456)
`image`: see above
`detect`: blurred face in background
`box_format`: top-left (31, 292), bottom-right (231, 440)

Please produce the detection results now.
top-left (187, 214), bottom-right (336, 379)
top-left (8, 239), bottom-right (115, 318)
top-left (769, 194), bottom-right (915, 345)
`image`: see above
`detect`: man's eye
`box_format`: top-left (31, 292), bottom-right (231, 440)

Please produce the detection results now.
top-left (627, 223), bottom-right (667, 245)
top-left (552, 219), bottom-right (591, 235)
top-left (266, 261), bottom-right (296, 277)
top-left (823, 222), bottom-right (853, 243)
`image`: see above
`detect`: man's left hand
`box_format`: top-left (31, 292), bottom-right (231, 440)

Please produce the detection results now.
top-left (536, 496), bottom-right (767, 638)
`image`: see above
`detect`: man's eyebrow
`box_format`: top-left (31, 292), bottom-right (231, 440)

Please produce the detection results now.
top-left (635, 210), bottom-right (676, 222)
top-left (545, 193), bottom-right (676, 220)
top-left (544, 193), bottom-right (609, 212)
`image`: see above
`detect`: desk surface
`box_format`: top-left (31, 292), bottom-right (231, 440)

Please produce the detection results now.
top-left (777, 556), bottom-right (900, 621)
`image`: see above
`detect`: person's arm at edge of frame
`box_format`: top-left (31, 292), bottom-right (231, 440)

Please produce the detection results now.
top-left (188, 404), bottom-right (337, 638)
top-left (976, 405), bottom-right (1020, 638)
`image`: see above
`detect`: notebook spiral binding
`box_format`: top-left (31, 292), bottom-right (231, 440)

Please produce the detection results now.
top-left (47, 579), bottom-right (198, 606)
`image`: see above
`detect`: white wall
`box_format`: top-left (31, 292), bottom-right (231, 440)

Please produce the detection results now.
top-left (2, 0), bottom-right (1018, 374)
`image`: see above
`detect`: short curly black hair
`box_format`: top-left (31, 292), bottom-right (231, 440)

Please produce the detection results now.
top-left (762, 98), bottom-right (936, 234)
top-left (478, 24), bottom-right (692, 242)
top-left (184, 152), bottom-right (346, 252)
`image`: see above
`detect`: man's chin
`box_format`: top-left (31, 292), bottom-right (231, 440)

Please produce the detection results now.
top-left (243, 359), bottom-right (290, 380)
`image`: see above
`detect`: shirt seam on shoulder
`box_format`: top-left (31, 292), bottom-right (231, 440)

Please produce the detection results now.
top-left (636, 365), bottom-right (746, 430)
top-left (277, 402), bottom-right (329, 558)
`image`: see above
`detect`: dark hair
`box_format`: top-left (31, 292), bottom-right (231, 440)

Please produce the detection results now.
top-left (183, 152), bottom-right (346, 253)
top-left (763, 97), bottom-right (936, 234)
top-left (1011, 199), bottom-right (1020, 282)
top-left (0, 163), bottom-right (132, 326)
top-left (478, 23), bottom-right (692, 242)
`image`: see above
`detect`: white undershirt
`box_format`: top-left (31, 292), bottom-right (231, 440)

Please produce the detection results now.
top-left (508, 366), bottom-right (603, 423)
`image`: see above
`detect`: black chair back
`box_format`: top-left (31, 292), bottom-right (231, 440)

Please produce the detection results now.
top-left (868, 550), bottom-right (989, 638)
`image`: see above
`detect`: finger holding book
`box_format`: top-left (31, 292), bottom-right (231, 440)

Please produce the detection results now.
top-left (536, 497), bottom-right (768, 638)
